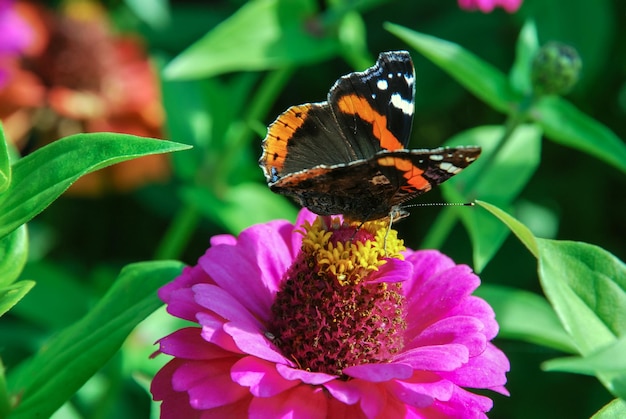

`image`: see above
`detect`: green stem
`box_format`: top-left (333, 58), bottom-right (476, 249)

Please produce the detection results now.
top-left (159, 68), bottom-right (295, 256)
top-left (154, 204), bottom-right (201, 260)
top-left (0, 359), bottom-right (9, 419)
top-left (419, 206), bottom-right (459, 250)
top-left (426, 95), bottom-right (534, 248)
top-left (216, 67), bottom-right (294, 180)
top-left (473, 97), bottom-right (532, 177)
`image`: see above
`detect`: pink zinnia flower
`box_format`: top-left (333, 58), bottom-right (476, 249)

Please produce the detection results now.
top-left (457, 0), bottom-right (522, 13)
top-left (151, 209), bottom-right (509, 418)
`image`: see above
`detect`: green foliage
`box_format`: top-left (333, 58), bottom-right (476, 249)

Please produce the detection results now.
top-left (1, 0), bottom-right (625, 417)
top-left (474, 284), bottom-right (576, 353)
top-left (164, 0), bottom-right (340, 80)
top-left (0, 123), bottom-right (189, 416)
top-left (7, 261), bottom-right (184, 418)
top-left (443, 125), bottom-right (542, 271)
top-left (387, 23), bottom-right (518, 112)
top-left (0, 125), bottom-right (10, 194)
top-left (479, 201), bottom-right (626, 408)
top-left (0, 133), bottom-right (190, 240)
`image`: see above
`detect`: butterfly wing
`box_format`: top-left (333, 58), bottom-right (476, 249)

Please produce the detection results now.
top-left (328, 51), bottom-right (415, 156)
top-left (259, 51), bottom-right (415, 185)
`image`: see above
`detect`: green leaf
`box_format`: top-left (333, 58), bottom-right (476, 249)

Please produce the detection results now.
top-left (532, 96), bottom-right (626, 174)
top-left (593, 399), bottom-right (626, 419)
top-left (515, 200), bottom-right (559, 239)
top-left (182, 182), bottom-right (298, 234)
top-left (474, 284), bottom-right (576, 353)
top-left (385, 23), bottom-right (518, 113)
top-left (10, 261), bottom-right (92, 329)
top-left (0, 123), bottom-right (10, 194)
top-left (536, 239), bottom-right (626, 352)
top-left (0, 225), bottom-right (27, 287)
top-left (543, 337), bottom-right (626, 399)
top-left (0, 133), bottom-right (190, 239)
top-left (478, 201), bottom-right (626, 397)
top-left (164, 0), bottom-right (339, 80)
top-left (476, 200), bottom-right (538, 257)
top-left (509, 19), bottom-right (539, 95)
top-left (543, 336), bottom-right (626, 373)
top-left (7, 260), bottom-right (185, 419)
top-left (124, 0), bottom-right (170, 28)
top-left (0, 280), bottom-right (35, 319)
top-left (443, 125), bottom-right (541, 270)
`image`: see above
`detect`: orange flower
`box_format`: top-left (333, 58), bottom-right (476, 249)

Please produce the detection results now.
top-left (0, 0), bottom-right (169, 195)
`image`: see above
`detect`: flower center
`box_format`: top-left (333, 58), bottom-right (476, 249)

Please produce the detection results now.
top-left (268, 216), bottom-right (407, 377)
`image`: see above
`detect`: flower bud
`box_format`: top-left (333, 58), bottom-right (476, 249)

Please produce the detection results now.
top-left (531, 42), bottom-right (582, 96)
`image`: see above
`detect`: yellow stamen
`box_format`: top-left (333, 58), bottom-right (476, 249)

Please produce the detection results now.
top-left (300, 217), bottom-right (405, 286)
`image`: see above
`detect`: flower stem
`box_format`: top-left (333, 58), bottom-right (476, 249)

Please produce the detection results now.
top-left (472, 95), bottom-right (534, 178)
top-left (154, 204), bottom-right (201, 260)
top-left (425, 95), bottom-right (533, 248)
top-left (216, 67), bottom-right (294, 180)
top-left (0, 359), bottom-right (9, 419)
top-left (419, 206), bottom-right (458, 250)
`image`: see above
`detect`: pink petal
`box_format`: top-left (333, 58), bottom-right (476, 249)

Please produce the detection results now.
top-left (159, 265), bottom-right (213, 321)
top-left (343, 362), bottom-right (413, 382)
top-left (193, 284), bottom-right (263, 328)
top-left (158, 327), bottom-right (233, 359)
top-left (152, 359), bottom-right (184, 401)
top-left (197, 312), bottom-right (242, 353)
top-left (474, 0), bottom-right (496, 12)
top-left (195, 401), bottom-right (251, 418)
top-left (223, 321), bottom-right (290, 364)
top-left (368, 258), bottom-right (413, 284)
top-left (426, 386), bottom-right (493, 418)
top-left (392, 371), bottom-right (455, 401)
top-left (234, 219), bottom-right (296, 288)
top-left (231, 356), bottom-right (299, 397)
top-left (404, 263), bottom-right (479, 332)
top-left (502, 0), bottom-right (523, 12)
top-left (325, 379), bottom-right (416, 418)
top-left (172, 360), bottom-right (249, 410)
top-left (249, 385), bottom-right (328, 419)
top-left (276, 363), bottom-right (337, 385)
top-left (403, 250), bottom-right (456, 289)
top-left (450, 296), bottom-right (499, 340)
top-left (210, 233), bottom-right (237, 247)
top-left (393, 344), bottom-right (469, 371)
top-left (322, 379), bottom-right (363, 405)
top-left (408, 315), bottom-right (487, 357)
top-left (199, 248), bottom-right (274, 323)
top-left (439, 343), bottom-right (510, 394)
top-left (384, 379), bottom-right (434, 408)
top-left (326, 398), bottom-right (367, 418)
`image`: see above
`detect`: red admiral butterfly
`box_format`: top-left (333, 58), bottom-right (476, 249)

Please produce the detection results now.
top-left (259, 51), bottom-right (481, 222)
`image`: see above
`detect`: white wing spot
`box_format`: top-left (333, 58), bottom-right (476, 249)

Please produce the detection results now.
top-left (390, 93), bottom-right (414, 116)
top-left (429, 154), bottom-right (444, 161)
top-left (377, 79), bottom-right (388, 90)
top-left (440, 162), bottom-right (461, 174)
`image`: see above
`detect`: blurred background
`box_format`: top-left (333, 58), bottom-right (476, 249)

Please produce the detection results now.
top-left (1, 0), bottom-right (624, 417)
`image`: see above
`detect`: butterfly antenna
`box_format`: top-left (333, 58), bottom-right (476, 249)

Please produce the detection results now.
top-left (403, 201), bottom-right (475, 209)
